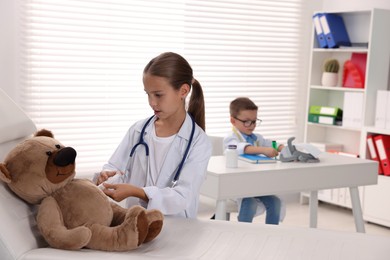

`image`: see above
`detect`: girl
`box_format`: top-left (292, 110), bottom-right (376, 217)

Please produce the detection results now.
top-left (95, 52), bottom-right (212, 218)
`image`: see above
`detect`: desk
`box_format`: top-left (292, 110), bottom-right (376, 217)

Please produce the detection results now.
top-left (200, 153), bottom-right (378, 233)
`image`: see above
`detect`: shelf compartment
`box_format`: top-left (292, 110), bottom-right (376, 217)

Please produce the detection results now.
top-left (305, 124), bottom-right (361, 154)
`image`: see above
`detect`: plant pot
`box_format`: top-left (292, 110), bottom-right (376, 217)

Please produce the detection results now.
top-left (321, 72), bottom-right (338, 87)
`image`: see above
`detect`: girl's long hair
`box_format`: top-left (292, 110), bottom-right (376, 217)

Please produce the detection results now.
top-left (143, 52), bottom-right (206, 131)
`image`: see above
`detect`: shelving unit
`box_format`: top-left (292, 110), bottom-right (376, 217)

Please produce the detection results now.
top-left (303, 9), bottom-right (390, 226)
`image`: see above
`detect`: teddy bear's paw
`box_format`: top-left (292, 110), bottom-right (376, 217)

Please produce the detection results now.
top-left (124, 205), bottom-right (149, 246)
top-left (143, 209), bottom-right (164, 243)
top-left (47, 226), bottom-right (92, 250)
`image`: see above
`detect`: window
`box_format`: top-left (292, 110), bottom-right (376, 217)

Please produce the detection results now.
top-left (18, 0), bottom-right (308, 176)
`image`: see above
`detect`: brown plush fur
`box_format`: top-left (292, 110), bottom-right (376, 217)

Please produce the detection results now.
top-left (0, 129), bottom-right (163, 251)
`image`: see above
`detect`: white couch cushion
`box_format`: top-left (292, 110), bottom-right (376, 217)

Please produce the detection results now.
top-left (0, 137), bottom-right (30, 162)
top-left (0, 89), bottom-right (36, 145)
top-left (0, 182), bottom-right (46, 260)
top-left (0, 89), bottom-right (40, 259)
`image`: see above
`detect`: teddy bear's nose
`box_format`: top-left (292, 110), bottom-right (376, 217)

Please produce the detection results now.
top-left (54, 147), bottom-right (77, 167)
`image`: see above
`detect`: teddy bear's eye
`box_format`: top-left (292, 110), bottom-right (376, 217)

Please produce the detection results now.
top-left (55, 144), bottom-right (61, 149)
top-left (46, 151), bottom-right (52, 156)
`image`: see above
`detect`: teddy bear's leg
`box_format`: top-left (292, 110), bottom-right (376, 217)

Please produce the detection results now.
top-left (37, 197), bottom-right (92, 250)
top-left (110, 202), bottom-right (127, 226)
top-left (87, 205), bottom-right (149, 251)
top-left (143, 209), bottom-right (164, 243)
top-left (110, 203), bottom-right (163, 244)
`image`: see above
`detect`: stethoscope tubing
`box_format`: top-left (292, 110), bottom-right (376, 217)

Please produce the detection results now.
top-left (129, 115), bottom-right (154, 157)
top-left (129, 114), bottom-right (195, 188)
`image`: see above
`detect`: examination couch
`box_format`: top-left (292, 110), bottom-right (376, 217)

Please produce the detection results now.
top-left (2, 178), bottom-right (390, 260)
top-left (2, 89), bottom-right (390, 260)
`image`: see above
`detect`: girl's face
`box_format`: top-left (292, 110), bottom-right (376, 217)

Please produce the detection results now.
top-left (143, 73), bottom-right (189, 120)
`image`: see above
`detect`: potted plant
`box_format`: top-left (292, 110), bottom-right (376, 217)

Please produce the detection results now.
top-left (321, 58), bottom-right (340, 87)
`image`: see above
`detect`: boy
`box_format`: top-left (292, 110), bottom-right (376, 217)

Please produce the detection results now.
top-left (224, 97), bottom-right (284, 224)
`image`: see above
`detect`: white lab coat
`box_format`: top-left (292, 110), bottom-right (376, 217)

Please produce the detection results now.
top-left (224, 127), bottom-right (286, 221)
top-left (99, 114), bottom-right (212, 218)
top-left (224, 127), bottom-right (274, 155)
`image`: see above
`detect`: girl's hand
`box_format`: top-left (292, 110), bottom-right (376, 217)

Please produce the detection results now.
top-left (103, 183), bottom-right (149, 203)
top-left (96, 171), bottom-right (117, 185)
top-left (102, 183), bottom-right (132, 202)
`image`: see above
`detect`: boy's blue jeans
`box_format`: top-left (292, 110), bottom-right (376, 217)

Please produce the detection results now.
top-left (237, 196), bottom-right (281, 224)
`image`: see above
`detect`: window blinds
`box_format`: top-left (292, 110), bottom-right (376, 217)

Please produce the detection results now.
top-left (18, 0), bottom-right (306, 176)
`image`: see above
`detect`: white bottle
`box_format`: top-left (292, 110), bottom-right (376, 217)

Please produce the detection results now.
top-left (225, 144), bottom-right (238, 168)
top-left (98, 171), bottom-right (123, 190)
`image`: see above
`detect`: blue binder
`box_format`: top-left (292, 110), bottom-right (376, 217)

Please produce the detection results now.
top-left (312, 13), bottom-right (327, 48)
top-left (319, 13), bottom-right (351, 48)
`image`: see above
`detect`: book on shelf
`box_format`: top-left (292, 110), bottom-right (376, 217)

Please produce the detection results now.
top-left (309, 105), bottom-right (343, 117)
top-left (319, 13), bottom-right (351, 48)
top-left (367, 135), bottom-right (384, 175)
top-left (342, 92), bottom-right (364, 128)
top-left (374, 135), bottom-right (390, 176)
top-left (308, 114), bottom-right (342, 126)
top-left (239, 154), bottom-right (277, 164)
top-left (312, 13), bottom-right (327, 48)
top-left (375, 90), bottom-right (388, 129)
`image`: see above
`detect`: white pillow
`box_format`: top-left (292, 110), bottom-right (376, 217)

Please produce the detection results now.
top-left (0, 89), bottom-right (36, 144)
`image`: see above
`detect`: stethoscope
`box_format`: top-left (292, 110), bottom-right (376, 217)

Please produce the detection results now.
top-left (129, 114), bottom-right (195, 188)
top-left (232, 127), bottom-right (259, 146)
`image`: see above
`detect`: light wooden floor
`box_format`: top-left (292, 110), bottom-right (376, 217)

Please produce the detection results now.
top-left (197, 195), bottom-right (390, 237)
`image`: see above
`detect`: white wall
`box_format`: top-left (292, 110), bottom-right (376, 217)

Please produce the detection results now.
top-left (1, 0), bottom-right (388, 132)
top-left (322, 0), bottom-right (390, 11)
top-left (2, 0), bottom-right (385, 203)
top-left (0, 0), bottom-right (16, 99)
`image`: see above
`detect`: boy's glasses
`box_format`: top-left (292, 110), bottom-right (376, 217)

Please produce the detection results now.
top-left (234, 117), bottom-right (262, 127)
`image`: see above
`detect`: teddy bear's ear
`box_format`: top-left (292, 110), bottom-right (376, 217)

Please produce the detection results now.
top-left (0, 163), bottom-right (12, 184)
top-left (35, 129), bottom-right (54, 138)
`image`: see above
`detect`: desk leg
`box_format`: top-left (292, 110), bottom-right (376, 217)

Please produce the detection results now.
top-left (349, 187), bottom-right (365, 233)
top-left (309, 191), bottom-right (318, 228)
top-left (215, 200), bottom-right (227, 220)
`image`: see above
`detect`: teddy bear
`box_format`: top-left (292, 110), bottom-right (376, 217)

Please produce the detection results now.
top-left (0, 129), bottom-right (164, 251)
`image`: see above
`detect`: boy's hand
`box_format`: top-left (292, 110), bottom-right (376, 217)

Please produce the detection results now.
top-left (263, 147), bottom-right (279, 158)
top-left (278, 144), bottom-right (285, 152)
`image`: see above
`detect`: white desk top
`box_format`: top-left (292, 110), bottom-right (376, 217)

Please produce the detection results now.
top-left (202, 153), bottom-right (378, 200)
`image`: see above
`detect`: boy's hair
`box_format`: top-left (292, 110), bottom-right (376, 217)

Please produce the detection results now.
top-left (229, 97), bottom-right (258, 117)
